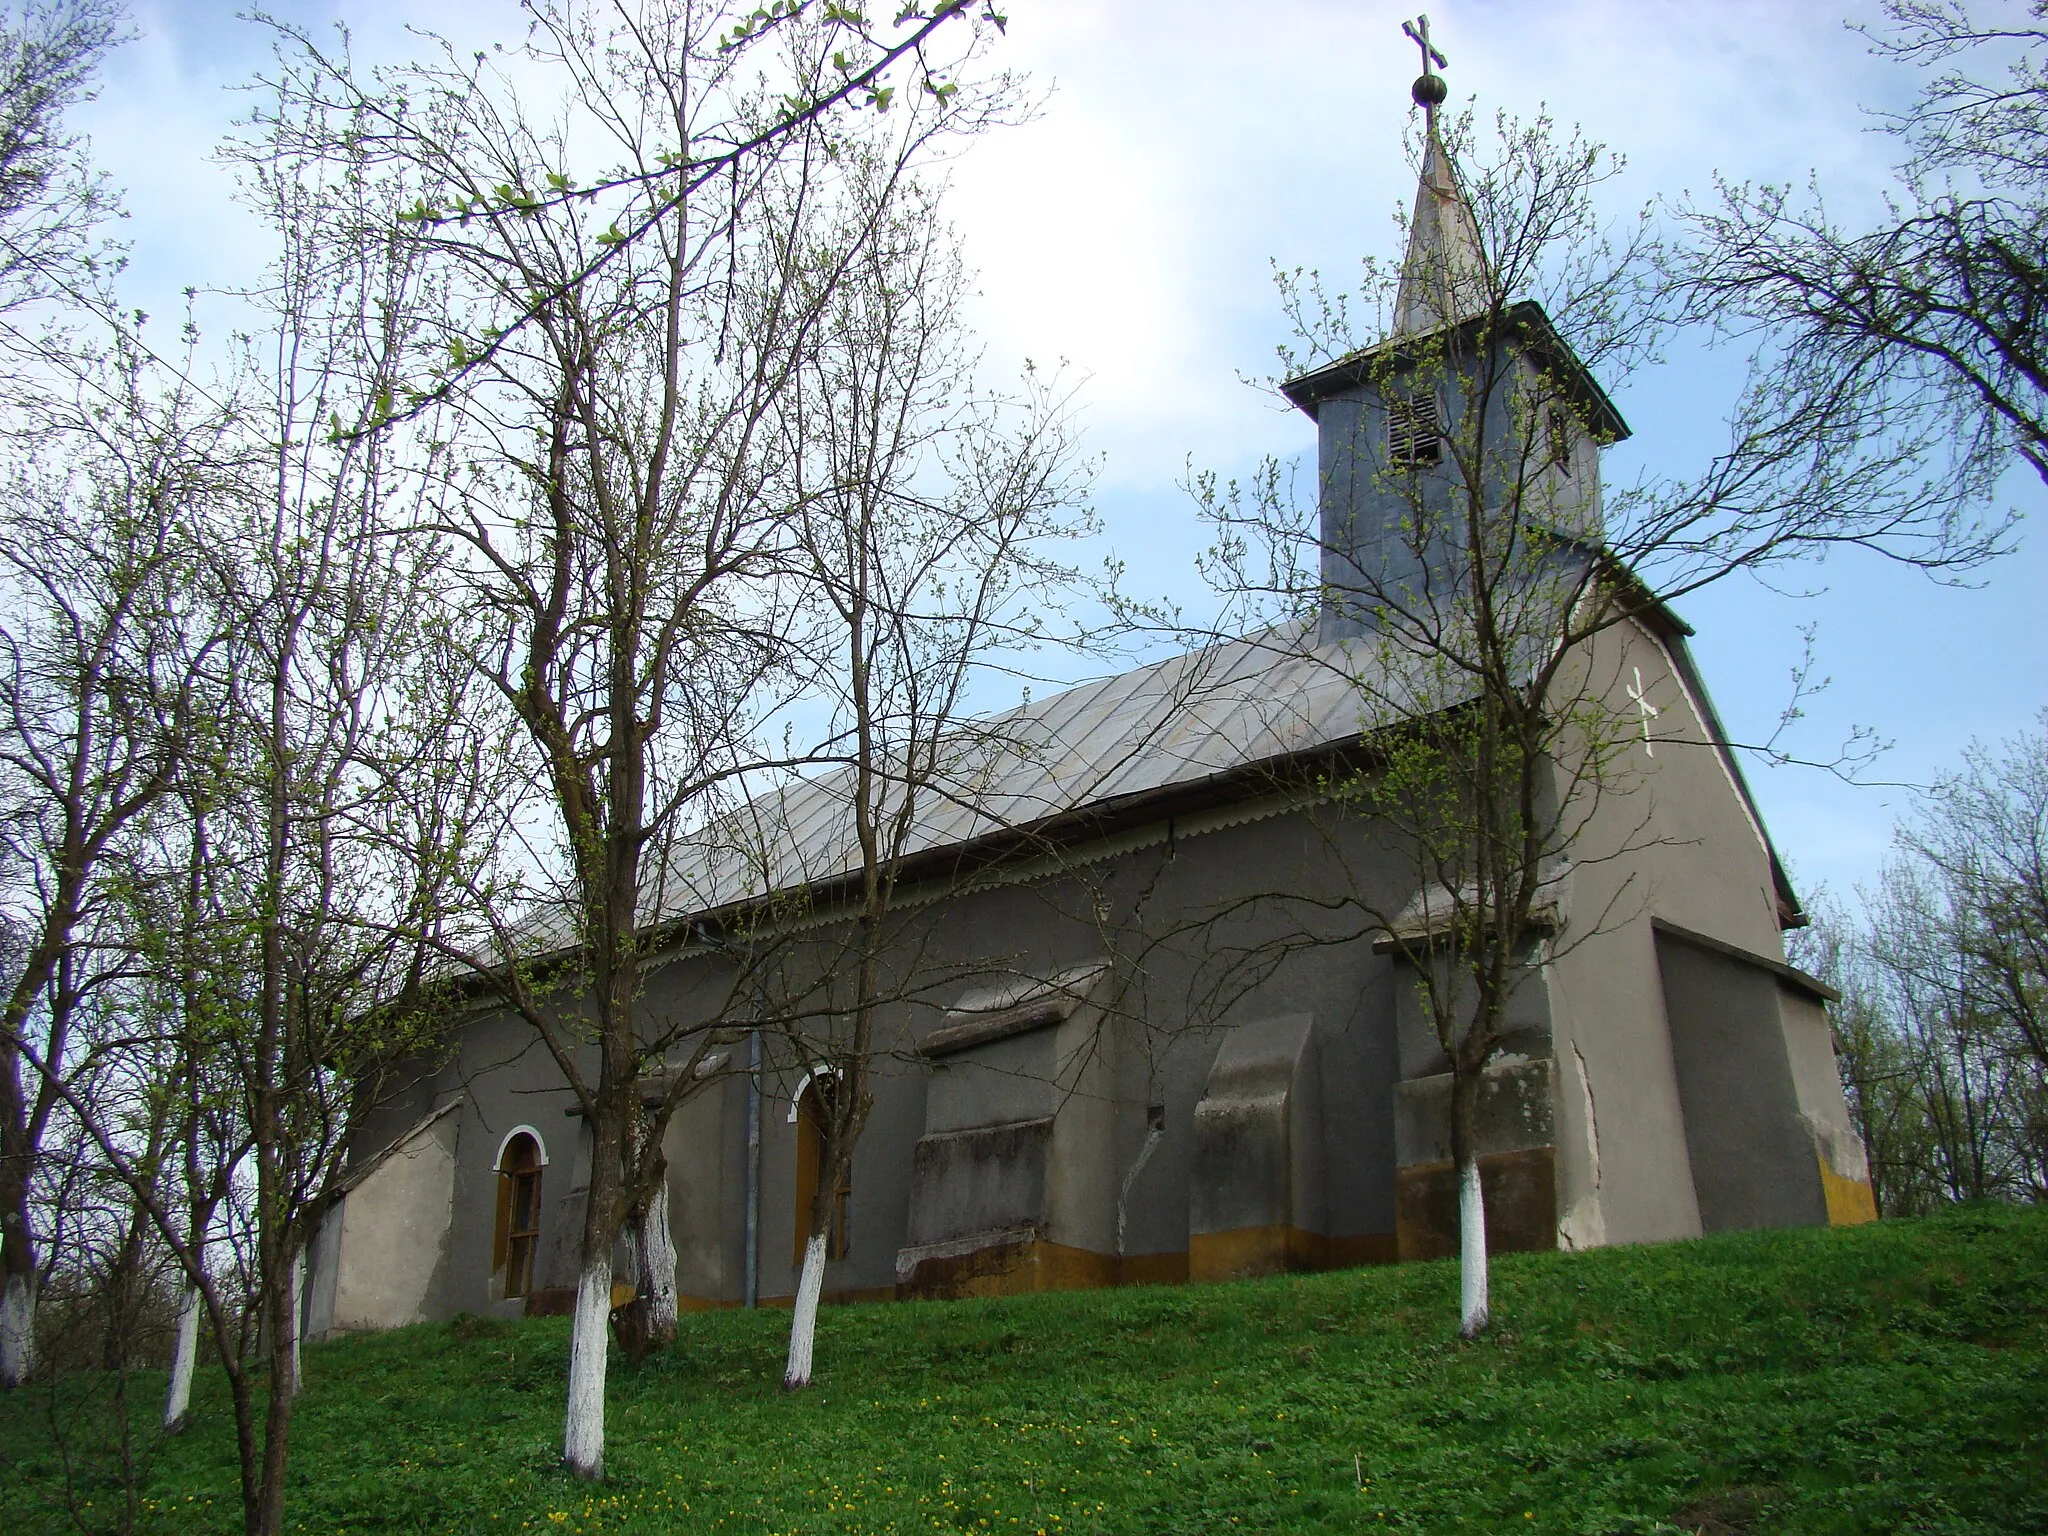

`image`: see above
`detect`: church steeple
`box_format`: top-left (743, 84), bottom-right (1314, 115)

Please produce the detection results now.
top-left (1277, 14), bottom-right (1630, 644)
top-left (1392, 130), bottom-right (1489, 338)
top-left (1392, 16), bottom-right (1489, 338)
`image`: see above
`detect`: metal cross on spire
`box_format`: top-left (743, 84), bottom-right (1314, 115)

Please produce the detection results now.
top-left (1403, 14), bottom-right (1450, 125)
top-left (1402, 13), bottom-right (1447, 74)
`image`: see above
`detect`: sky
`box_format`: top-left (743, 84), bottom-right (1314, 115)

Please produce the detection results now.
top-left (77, 0), bottom-right (2048, 914)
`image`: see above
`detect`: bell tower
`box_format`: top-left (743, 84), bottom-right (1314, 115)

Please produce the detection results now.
top-left (1279, 17), bottom-right (1629, 644)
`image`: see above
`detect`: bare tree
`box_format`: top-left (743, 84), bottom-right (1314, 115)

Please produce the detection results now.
top-left (764, 154), bottom-right (1094, 1387)
top-left (1807, 717), bottom-right (2048, 1210)
top-left (1674, 0), bottom-right (2048, 498)
top-left (260, 0), bottom-right (1023, 1479)
top-left (1902, 717), bottom-right (2048, 1076)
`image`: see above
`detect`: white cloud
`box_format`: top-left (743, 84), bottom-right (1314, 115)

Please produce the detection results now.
top-left (64, 0), bottom-right (2048, 902)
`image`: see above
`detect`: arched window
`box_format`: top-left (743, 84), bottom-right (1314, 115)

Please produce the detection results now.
top-left (494, 1132), bottom-right (544, 1299)
top-left (792, 1076), bottom-right (851, 1266)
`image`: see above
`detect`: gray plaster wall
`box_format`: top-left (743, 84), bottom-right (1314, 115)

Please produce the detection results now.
top-left (1780, 988), bottom-right (1870, 1187)
top-left (1545, 616), bottom-right (1797, 1248)
top-left (1393, 1057), bottom-right (1557, 1167)
top-left (668, 1070), bottom-right (739, 1301)
top-left (709, 807), bottom-right (1417, 1299)
top-left (340, 1000), bottom-right (609, 1316)
top-left (1655, 929), bottom-right (1828, 1231)
top-left (342, 795), bottom-right (1416, 1313)
top-left (1315, 342), bottom-right (1602, 645)
top-left (1190, 1012), bottom-right (1325, 1237)
top-left (319, 1104), bottom-right (459, 1335)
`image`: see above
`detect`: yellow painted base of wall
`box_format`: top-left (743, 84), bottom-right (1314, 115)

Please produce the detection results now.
top-left (1185, 1225), bottom-right (1382, 1281)
top-left (1188, 1227), bottom-right (1400, 1282)
top-left (750, 1284), bottom-right (900, 1309)
top-left (896, 1229), bottom-right (1391, 1300)
top-left (1116, 1251), bottom-right (1193, 1287)
top-left (899, 1237), bottom-right (1119, 1301)
top-left (1819, 1158), bottom-right (1879, 1225)
top-left (1329, 1232), bottom-right (1401, 1268)
top-left (1191, 1224), bottom-right (1316, 1282)
top-left (677, 1293), bottom-right (741, 1313)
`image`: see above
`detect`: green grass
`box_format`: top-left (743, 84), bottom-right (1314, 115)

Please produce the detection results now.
top-left (4, 1204), bottom-right (2046, 1535)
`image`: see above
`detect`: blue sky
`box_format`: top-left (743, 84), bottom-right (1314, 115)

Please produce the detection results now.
top-left (80, 0), bottom-right (2048, 912)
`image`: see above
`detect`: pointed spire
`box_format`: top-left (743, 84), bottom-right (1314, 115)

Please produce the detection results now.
top-left (1392, 16), bottom-right (1488, 338)
top-left (1392, 126), bottom-right (1489, 337)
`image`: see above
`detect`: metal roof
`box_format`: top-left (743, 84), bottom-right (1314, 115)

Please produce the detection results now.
top-left (646, 619), bottom-right (1462, 927)
top-left (483, 599), bottom-right (1803, 964)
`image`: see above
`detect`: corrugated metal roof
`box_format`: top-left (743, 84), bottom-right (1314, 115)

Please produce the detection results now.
top-left (646, 619), bottom-right (1464, 926)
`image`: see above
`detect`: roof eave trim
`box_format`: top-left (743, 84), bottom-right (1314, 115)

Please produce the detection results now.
top-left (1651, 918), bottom-right (1838, 1003)
top-left (1279, 299), bottom-right (1632, 446)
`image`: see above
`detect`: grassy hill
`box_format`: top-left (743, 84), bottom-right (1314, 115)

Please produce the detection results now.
top-left (3, 1204), bottom-right (2044, 1535)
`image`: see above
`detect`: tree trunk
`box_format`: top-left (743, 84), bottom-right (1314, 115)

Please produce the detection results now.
top-left (251, 1260), bottom-right (299, 1536)
top-left (165, 1281), bottom-right (201, 1431)
top-left (1457, 1154), bottom-right (1490, 1337)
top-left (784, 1230), bottom-right (827, 1389)
top-left (1450, 1068), bottom-right (1489, 1339)
top-left (563, 1254), bottom-right (613, 1479)
top-left (287, 1249), bottom-right (306, 1397)
top-left (635, 1176), bottom-right (677, 1346)
top-left (0, 1264), bottom-right (31, 1388)
top-left (0, 1048), bottom-right (37, 1389)
top-left (102, 1203), bottom-right (150, 1371)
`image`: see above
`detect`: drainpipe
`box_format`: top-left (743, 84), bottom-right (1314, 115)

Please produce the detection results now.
top-left (744, 1027), bottom-right (761, 1308)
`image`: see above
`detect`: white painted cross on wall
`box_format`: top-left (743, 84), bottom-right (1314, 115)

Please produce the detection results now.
top-left (1628, 666), bottom-right (1660, 758)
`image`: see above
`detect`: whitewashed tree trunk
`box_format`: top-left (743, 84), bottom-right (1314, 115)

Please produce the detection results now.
top-left (165, 1211), bottom-right (210, 1430)
top-left (287, 1248), bottom-right (306, 1396)
top-left (0, 1270), bottom-right (32, 1387)
top-left (164, 1283), bottom-right (201, 1430)
top-left (1457, 1155), bottom-right (1490, 1339)
top-left (562, 1255), bottom-right (612, 1479)
top-left (783, 1230), bottom-right (827, 1390)
top-left (639, 1176), bottom-right (677, 1339)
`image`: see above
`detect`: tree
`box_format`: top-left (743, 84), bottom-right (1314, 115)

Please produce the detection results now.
top-left (1790, 899), bottom-right (1953, 1215)
top-left (1806, 717), bottom-right (2048, 1210)
top-left (0, 0), bottom-right (128, 1395)
top-left (0, 0), bottom-right (123, 321)
top-left (263, 0), bottom-right (1022, 1478)
top-left (0, 335), bottom-right (221, 1390)
top-left (765, 155), bottom-right (1093, 1388)
top-left (1675, 0), bottom-right (2048, 498)
top-left (1196, 77), bottom-right (2000, 1337)
top-left (7, 79), bottom-right (500, 1533)
top-left (1902, 716), bottom-right (2048, 1078)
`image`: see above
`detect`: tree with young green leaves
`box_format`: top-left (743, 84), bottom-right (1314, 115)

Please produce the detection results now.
top-left (262, 0), bottom-right (1025, 1478)
top-left (765, 154), bottom-right (1094, 1389)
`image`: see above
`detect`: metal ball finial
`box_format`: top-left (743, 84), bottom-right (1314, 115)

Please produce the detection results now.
top-left (1412, 73), bottom-right (1448, 108)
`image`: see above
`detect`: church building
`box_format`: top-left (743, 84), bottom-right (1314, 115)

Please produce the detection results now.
top-left (305, 51), bottom-right (1876, 1340)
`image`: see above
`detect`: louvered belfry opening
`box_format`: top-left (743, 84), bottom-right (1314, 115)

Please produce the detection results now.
top-left (1387, 388), bottom-right (1443, 468)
